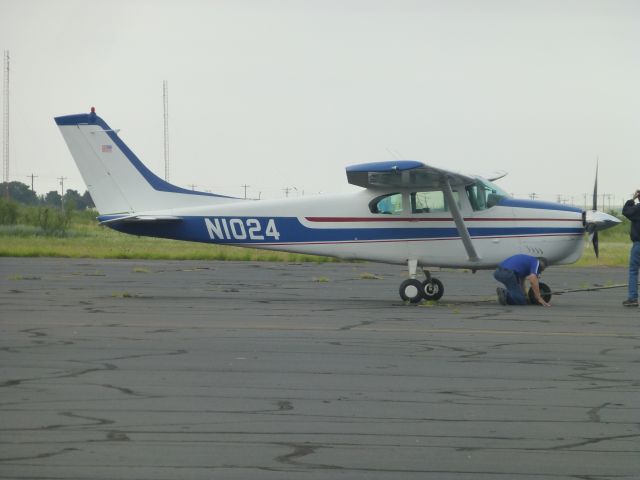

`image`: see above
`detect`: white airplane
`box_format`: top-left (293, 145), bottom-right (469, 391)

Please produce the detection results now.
top-left (55, 108), bottom-right (620, 303)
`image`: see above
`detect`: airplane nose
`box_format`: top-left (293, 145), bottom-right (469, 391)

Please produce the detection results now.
top-left (585, 210), bottom-right (622, 232)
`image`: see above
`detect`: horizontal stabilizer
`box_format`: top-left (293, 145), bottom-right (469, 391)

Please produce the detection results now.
top-left (99, 215), bottom-right (183, 225)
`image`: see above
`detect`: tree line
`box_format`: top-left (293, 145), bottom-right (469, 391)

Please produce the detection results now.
top-left (1, 181), bottom-right (95, 210)
top-left (0, 181), bottom-right (96, 234)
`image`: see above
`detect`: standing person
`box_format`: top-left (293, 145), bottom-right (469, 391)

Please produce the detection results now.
top-left (494, 254), bottom-right (550, 306)
top-left (622, 190), bottom-right (640, 307)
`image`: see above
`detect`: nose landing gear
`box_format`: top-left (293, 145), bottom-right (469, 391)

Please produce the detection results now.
top-left (399, 260), bottom-right (445, 303)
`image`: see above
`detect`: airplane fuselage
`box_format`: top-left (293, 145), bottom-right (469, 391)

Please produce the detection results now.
top-left (101, 188), bottom-right (586, 269)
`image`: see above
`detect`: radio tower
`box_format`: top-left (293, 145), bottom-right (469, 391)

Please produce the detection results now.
top-left (2, 50), bottom-right (9, 187)
top-left (163, 80), bottom-right (169, 181)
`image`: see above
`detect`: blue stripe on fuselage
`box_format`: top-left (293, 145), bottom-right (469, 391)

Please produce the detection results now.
top-left (104, 216), bottom-right (585, 245)
top-left (497, 198), bottom-right (582, 213)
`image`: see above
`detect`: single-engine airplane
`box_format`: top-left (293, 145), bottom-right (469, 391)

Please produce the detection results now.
top-left (55, 108), bottom-right (620, 303)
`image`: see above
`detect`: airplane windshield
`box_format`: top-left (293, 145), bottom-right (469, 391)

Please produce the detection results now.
top-left (466, 178), bottom-right (509, 211)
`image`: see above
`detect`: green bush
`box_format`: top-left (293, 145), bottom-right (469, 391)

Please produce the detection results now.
top-left (37, 206), bottom-right (72, 236)
top-left (0, 198), bottom-right (19, 225)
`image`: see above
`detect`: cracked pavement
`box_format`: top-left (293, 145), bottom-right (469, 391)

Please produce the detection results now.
top-left (0, 258), bottom-right (639, 479)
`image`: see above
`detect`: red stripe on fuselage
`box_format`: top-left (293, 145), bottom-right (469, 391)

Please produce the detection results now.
top-left (304, 216), bottom-right (582, 223)
top-left (237, 232), bottom-right (584, 247)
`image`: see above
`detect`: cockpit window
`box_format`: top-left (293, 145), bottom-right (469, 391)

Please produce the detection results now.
top-left (369, 193), bottom-right (403, 214)
top-left (466, 178), bottom-right (509, 211)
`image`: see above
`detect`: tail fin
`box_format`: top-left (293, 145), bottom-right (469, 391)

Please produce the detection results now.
top-left (55, 109), bottom-right (236, 215)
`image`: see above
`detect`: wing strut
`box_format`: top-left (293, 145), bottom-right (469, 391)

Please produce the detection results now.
top-left (442, 177), bottom-right (480, 262)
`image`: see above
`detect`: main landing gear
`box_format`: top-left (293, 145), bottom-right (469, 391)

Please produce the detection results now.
top-left (399, 259), bottom-right (444, 303)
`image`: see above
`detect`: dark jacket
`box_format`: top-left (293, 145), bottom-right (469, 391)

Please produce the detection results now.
top-left (623, 199), bottom-right (640, 242)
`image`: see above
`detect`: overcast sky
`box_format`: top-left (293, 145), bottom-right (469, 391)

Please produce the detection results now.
top-left (1, 0), bottom-right (638, 207)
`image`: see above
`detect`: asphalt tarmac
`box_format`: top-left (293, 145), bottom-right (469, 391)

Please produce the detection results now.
top-left (0, 257), bottom-right (639, 480)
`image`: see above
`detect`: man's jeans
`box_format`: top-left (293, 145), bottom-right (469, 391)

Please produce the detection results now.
top-left (628, 241), bottom-right (640, 300)
top-left (494, 267), bottom-right (527, 305)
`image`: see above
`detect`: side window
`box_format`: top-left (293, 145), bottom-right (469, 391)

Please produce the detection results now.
top-left (369, 193), bottom-right (403, 214)
top-left (411, 191), bottom-right (459, 213)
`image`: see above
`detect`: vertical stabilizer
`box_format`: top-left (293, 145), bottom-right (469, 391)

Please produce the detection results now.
top-left (55, 109), bottom-right (237, 214)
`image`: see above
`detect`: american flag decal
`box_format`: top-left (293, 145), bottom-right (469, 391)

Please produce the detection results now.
top-left (101, 145), bottom-right (112, 153)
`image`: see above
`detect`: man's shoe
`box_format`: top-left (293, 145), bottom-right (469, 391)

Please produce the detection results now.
top-left (496, 287), bottom-right (507, 306)
top-left (622, 298), bottom-right (638, 307)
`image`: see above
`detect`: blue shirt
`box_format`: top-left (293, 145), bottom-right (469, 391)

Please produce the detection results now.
top-left (499, 254), bottom-right (541, 279)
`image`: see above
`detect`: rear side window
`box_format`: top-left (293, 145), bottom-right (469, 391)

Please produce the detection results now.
top-left (369, 193), bottom-right (403, 214)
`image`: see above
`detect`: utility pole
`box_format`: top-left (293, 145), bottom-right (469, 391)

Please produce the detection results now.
top-left (2, 50), bottom-right (9, 196)
top-left (283, 187), bottom-right (291, 198)
top-left (26, 173), bottom-right (37, 191)
top-left (58, 176), bottom-right (67, 206)
top-left (188, 183), bottom-right (197, 190)
top-left (605, 193), bottom-right (612, 212)
top-left (241, 184), bottom-right (250, 199)
top-left (529, 193), bottom-right (537, 200)
top-left (163, 80), bottom-right (170, 182)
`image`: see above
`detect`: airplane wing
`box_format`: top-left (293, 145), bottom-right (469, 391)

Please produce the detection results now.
top-left (346, 161), bottom-right (476, 189)
top-left (346, 160), bottom-right (481, 262)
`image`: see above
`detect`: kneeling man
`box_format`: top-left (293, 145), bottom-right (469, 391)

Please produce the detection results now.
top-left (494, 254), bottom-right (550, 307)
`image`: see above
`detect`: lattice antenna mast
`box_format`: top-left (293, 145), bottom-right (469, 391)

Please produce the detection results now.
top-left (163, 80), bottom-right (169, 181)
top-left (2, 50), bottom-right (9, 184)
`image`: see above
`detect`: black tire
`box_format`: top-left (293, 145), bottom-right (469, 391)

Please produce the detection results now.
top-left (399, 279), bottom-right (423, 303)
top-left (528, 282), bottom-right (552, 305)
top-left (421, 278), bottom-right (444, 301)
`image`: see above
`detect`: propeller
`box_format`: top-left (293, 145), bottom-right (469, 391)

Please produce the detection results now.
top-left (591, 162), bottom-right (599, 257)
top-left (585, 161), bottom-right (621, 251)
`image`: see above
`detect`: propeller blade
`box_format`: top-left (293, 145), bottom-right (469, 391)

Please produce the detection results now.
top-left (592, 162), bottom-right (598, 211)
top-left (592, 230), bottom-right (599, 258)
